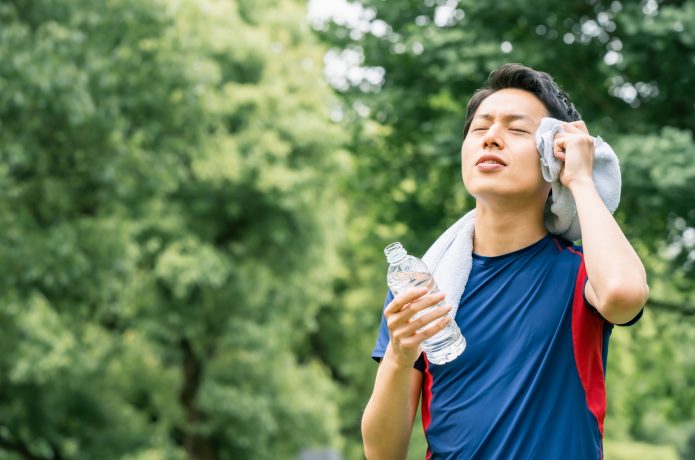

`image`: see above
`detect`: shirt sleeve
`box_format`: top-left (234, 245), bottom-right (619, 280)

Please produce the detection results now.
top-left (371, 289), bottom-right (426, 372)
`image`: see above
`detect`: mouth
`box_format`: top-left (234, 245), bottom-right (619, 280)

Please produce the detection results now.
top-left (476, 155), bottom-right (507, 171)
top-left (477, 162), bottom-right (506, 171)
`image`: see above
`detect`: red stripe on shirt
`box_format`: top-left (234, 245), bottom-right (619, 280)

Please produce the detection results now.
top-left (422, 355), bottom-right (434, 460)
top-left (567, 249), bottom-right (607, 438)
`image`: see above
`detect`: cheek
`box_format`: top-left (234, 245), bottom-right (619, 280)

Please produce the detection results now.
top-left (460, 139), bottom-right (476, 163)
top-left (520, 150), bottom-right (546, 184)
top-left (460, 143), bottom-right (475, 175)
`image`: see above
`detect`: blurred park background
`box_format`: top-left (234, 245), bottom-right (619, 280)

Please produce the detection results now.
top-left (0, 0), bottom-right (694, 458)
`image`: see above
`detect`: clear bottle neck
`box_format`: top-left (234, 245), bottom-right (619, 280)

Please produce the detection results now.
top-left (384, 242), bottom-right (408, 265)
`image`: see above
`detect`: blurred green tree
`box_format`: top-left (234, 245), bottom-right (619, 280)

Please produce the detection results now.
top-left (0, 0), bottom-right (347, 458)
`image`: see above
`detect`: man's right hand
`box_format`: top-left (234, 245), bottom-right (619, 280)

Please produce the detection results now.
top-left (383, 287), bottom-right (453, 367)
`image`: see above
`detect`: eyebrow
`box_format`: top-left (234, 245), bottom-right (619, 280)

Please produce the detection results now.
top-left (474, 113), bottom-right (535, 123)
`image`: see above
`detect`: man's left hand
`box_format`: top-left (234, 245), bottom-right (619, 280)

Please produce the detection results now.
top-left (552, 120), bottom-right (595, 189)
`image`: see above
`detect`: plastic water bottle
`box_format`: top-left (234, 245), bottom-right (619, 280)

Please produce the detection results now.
top-left (384, 242), bottom-right (466, 365)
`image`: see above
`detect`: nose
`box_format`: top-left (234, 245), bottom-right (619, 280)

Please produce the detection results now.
top-left (482, 124), bottom-right (504, 150)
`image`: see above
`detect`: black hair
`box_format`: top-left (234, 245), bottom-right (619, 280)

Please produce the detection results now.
top-left (462, 63), bottom-right (581, 138)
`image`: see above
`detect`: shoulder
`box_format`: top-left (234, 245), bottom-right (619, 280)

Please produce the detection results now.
top-left (542, 236), bottom-right (587, 283)
top-left (549, 235), bottom-right (585, 260)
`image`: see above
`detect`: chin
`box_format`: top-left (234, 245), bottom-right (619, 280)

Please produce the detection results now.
top-left (465, 180), bottom-right (535, 201)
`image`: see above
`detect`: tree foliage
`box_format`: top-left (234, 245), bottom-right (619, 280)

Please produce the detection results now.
top-left (0, 0), bottom-right (346, 458)
top-left (1, 0), bottom-right (694, 459)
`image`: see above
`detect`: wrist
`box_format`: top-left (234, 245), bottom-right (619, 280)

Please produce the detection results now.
top-left (567, 176), bottom-right (595, 193)
top-left (383, 344), bottom-right (419, 371)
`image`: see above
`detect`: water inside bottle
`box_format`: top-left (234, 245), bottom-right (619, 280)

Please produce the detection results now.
top-left (386, 271), bottom-right (445, 331)
top-left (386, 270), bottom-right (466, 364)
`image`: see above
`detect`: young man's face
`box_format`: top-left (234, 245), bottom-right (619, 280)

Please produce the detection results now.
top-left (461, 88), bottom-right (551, 205)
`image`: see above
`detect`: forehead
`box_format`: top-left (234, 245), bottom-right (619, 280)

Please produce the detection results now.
top-left (474, 88), bottom-right (548, 122)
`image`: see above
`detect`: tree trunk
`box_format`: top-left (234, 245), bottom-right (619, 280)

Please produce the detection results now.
top-left (179, 337), bottom-right (216, 460)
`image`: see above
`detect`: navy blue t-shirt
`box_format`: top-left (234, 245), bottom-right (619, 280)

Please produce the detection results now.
top-left (372, 233), bottom-right (642, 459)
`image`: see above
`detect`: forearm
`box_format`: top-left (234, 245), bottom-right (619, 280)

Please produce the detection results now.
top-left (569, 177), bottom-right (649, 323)
top-left (362, 346), bottom-right (418, 460)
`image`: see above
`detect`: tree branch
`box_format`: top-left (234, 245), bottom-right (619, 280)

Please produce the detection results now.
top-left (647, 297), bottom-right (695, 316)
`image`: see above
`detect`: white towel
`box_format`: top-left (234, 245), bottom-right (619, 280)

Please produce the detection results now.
top-left (421, 117), bottom-right (621, 319)
top-left (422, 209), bottom-right (476, 320)
top-left (536, 117), bottom-right (621, 242)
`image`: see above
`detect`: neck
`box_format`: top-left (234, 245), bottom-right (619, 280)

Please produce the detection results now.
top-left (473, 200), bottom-right (548, 257)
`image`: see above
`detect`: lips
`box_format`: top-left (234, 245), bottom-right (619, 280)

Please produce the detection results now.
top-left (476, 154), bottom-right (507, 166)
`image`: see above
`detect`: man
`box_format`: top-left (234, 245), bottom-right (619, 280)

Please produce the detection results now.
top-left (361, 63), bottom-right (648, 459)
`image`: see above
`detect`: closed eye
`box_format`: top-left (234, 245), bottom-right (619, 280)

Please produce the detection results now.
top-left (472, 127), bottom-right (528, 133)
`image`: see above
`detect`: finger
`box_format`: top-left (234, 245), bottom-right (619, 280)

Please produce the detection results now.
top-left (554, 146), bottom-right (566, 160)
top-left (562, 121), bottom-right (589, 135)
top-left (402, 292), bottom-right (446, 318)
top-left (408, 314), bottom-right (454, 345)
top-left (553, 132), bottom-right (572, 143)
top-left (388, 291), bottom-right (445, 331)
top-left (404, 303), bottom-right (452, 335)
top-left (385, 287), bottom-right (428, 315)
top-left (569, 120), bottom-right (590, 134)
